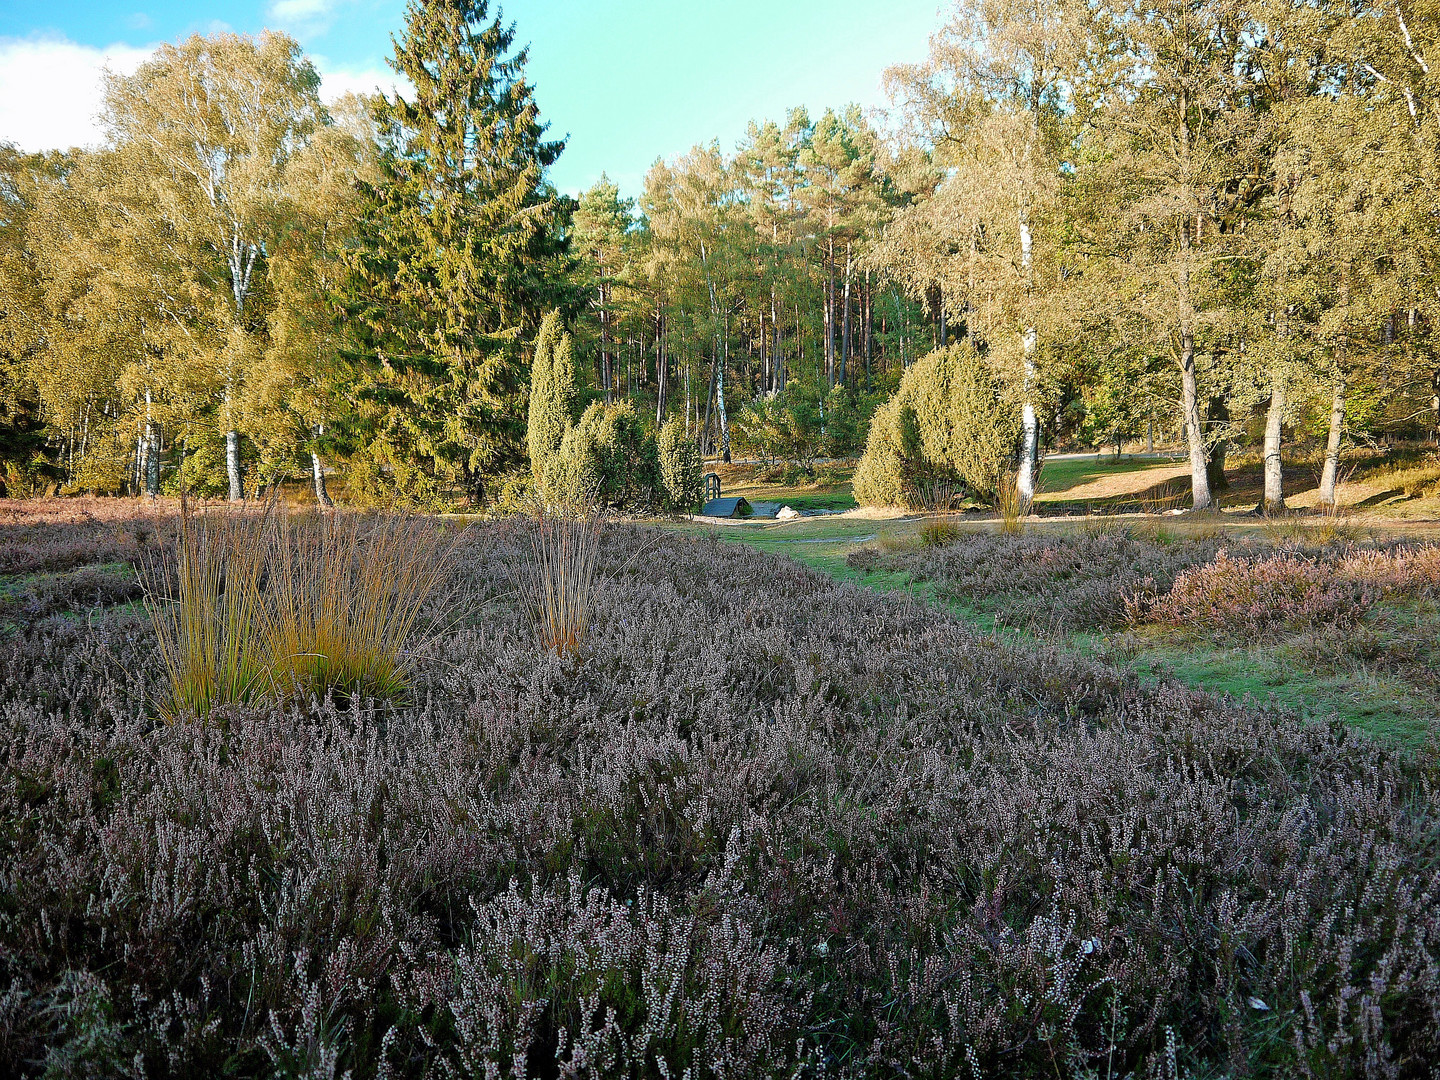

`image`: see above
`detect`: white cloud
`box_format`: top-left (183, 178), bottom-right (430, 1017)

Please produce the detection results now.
top-left (270, 0), bottom-right (336, 20)
top-left (0, 34), bottom-right (403, 153)
top-left (315, 64), bottom-right (405, 104)
top-left (0, 35), bottom-right (155, 153)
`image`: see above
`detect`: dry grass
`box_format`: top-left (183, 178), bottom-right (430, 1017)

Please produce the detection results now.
top-left (516, 510), bottom-right (603, 656)
top-left (142, 506), bottom-right (451, 719)
top-left (996, 469), bottom-right (1026, 535)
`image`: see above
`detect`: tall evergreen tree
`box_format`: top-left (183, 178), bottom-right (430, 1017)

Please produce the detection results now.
top-left (341, 0), bottom-right (569, 506)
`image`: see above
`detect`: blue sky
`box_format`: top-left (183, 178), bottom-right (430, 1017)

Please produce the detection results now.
top-left (0, 0), bottom-right (942, 196)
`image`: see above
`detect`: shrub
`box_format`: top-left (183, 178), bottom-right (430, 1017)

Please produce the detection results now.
top-left (527, 311), bottom-right (577, 498)
top-left (658, 417), bottom-right (704, 512)
top-left (549, 401), bottom-right (662, 510)
top-left (733, 388), bottom-right (824, 466)
top-left (1150, 549), bottom-right (1378, 635)
top-left (852, 528), bottom-right (1231, 632)
top-left (3, 523), bottom-right (1440, 1076)
top-left (853, 344), bottom-right (1020, 508)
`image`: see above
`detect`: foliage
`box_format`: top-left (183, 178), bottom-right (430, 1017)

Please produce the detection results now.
top-left (549, 401), bottom-right (662, 510)
top-left (526, 311), bottom-right (577, 500)
top-left (854, 344), bottom-right (1020, 508)
top-left (658, 417), bottom-right (704, 512)
top-left (733, 387), bottom-right (824, 466)
top-left (337, 0), bottom-right (570, 506)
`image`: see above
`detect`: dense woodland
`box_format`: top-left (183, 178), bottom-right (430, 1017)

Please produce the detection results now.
top-left (0, 0), bottom-right (1438, 510)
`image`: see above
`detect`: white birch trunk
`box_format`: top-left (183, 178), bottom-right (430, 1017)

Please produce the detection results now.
top-left (1318, 376), bottom-right (1346, 507)
top-left (1260, 381), bottom-right (1286, 513)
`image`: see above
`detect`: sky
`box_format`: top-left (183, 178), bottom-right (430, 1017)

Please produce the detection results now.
top-left (0, 0), bottom-right (942, 197)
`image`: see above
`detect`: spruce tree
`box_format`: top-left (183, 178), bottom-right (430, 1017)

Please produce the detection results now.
top-left (341, 0), bottom-right (570, 505)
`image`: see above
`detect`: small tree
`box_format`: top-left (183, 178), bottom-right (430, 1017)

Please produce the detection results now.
top-left (658, 418), bottom-right (703, 512)
top-left (527, 311), bottom-right (576, 499)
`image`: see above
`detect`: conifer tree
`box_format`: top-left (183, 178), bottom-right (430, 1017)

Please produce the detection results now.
top-left (341, 0), bottom-right (569, 506)
top-left (526, 310), bottom-right (575, 496)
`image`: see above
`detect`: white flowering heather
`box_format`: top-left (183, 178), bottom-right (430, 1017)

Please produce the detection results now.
top-left (1, 513), bottom-right (1438, 1076)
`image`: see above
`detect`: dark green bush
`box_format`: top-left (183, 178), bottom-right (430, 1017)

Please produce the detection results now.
top-left (658, 418), bottom-right (703, 512)
top-left (854, 344), bottom-right (1020, 508)
top-left (550, 401), bottom-right (662, 509)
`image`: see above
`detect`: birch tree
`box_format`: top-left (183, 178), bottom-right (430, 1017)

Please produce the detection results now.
top-left (102, 32), bottom-right (323, 501)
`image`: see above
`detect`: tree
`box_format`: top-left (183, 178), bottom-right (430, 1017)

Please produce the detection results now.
top-left (883, 0), bottom-right (1088, 506)
top-left (526, 310), bottom-right (576, 498)
top-left (1075, 0), bottom-right (1268, 510)
top-left (340, 0), bottom-right (569, 506)
top-left (103, 32), bottom-right (325, 501)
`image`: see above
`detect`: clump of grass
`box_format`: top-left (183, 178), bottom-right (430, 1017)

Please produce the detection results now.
top-left (918, 516), bottom-right (960, 547)
top-left (143, 506), bottom-right (451, 720)
top-left (518, 510), bottom-right (602, 656)
top-left (995, 470), bottom-right (1025, 536)
top-left (262, 513), bottom-right (452, 702)
top-left (144, 510), bottom-right (269, 720)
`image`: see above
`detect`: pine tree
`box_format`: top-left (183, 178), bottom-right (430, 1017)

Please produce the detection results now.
top-left (340, 0), bottom-right (570, 506)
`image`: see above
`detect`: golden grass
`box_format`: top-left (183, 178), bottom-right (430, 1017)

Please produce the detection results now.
top-left (996, 470), bottom-right (1026, 536)
top-left (143, 505), bottom-right (451, 720)
top-left (518, 511), bottom-right (602, 656)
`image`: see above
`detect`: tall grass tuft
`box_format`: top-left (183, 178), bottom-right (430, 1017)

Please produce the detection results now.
top-left (996, 470), bottom-right (1026, 536)
top-left (143, 506), bottom-right (451, 720)
top-left (519, 511), bottom-right (602, 656)
top-left (262, 513), bottom-right (452, 702)
top-left (143, 508), bottom-right (268, 721)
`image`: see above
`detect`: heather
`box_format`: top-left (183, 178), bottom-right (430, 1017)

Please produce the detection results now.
top-left (848, 527), bottom-right (1233, 632)
top-left (2, 517), bottom-right (1440, 1077)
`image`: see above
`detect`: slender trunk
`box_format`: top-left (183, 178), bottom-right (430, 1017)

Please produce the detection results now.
top-left (825, 239), bottom-right (836, 389)
top-left (772, 289), bottom-right (783, 393)
top-left (864, 270), bottom-right (873, 387)
top-left (1017, 202), bottom-right (1039, 508)
top-left (656, 308), bottom-right (668, 424)
top-left (1147, 420), bottom-right (1155, 454)
top-left (1177, 97), bottom-right (1210, 511)
top-left (135, 432), bottom-right (147, 497)
top-left (312, 424), bottom-right (332, 507)
top-left (718, 320), bottom-right (730, 463)
top-left (1180, 341), bottom-right (1210, 509)
top-left (841, 244), bottom-right (852, 388)
top-left (1260, 380), bottom-right (1286, 513)
top-left (700, 356), bottom-right (718, 457)
top-left (146, 422), bottom-right (161, 498)
top-left (1318, 373), bottom-right (1347, 507)
top-left (1206, 397), bottom-right (1230, 492)
top-left (226, 425), bottom-right (243, 503)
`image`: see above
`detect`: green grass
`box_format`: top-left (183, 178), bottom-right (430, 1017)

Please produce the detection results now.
top-left (1035, 454), bottom-right (1186, 496)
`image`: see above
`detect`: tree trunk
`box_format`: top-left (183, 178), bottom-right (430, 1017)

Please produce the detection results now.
top-left (825, 240), bottom-right (836, 389)
top-left (718, 326), bottom-right (730, 463)
top-left (841, 244), bottom-right (852, 388)
top-left (1205, 396), bottom-right (1230, 493)
top-left (226, 428), bottom-right (243, 502)
top-left (1259, 381), bottom-right (1285, 514)
top-left (1318, 374), bottom-right (1346, 507)
top-left (656, 309), bottom-right (668, 425)
top-left (1180, 339), bottom-right (1211, 510)
top-left (312, 452), bottom-right (332, 506)
top-left (146, 420), bottom-right (161, 498)
top-left (1017, 203), bottom-right (1039, 508)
